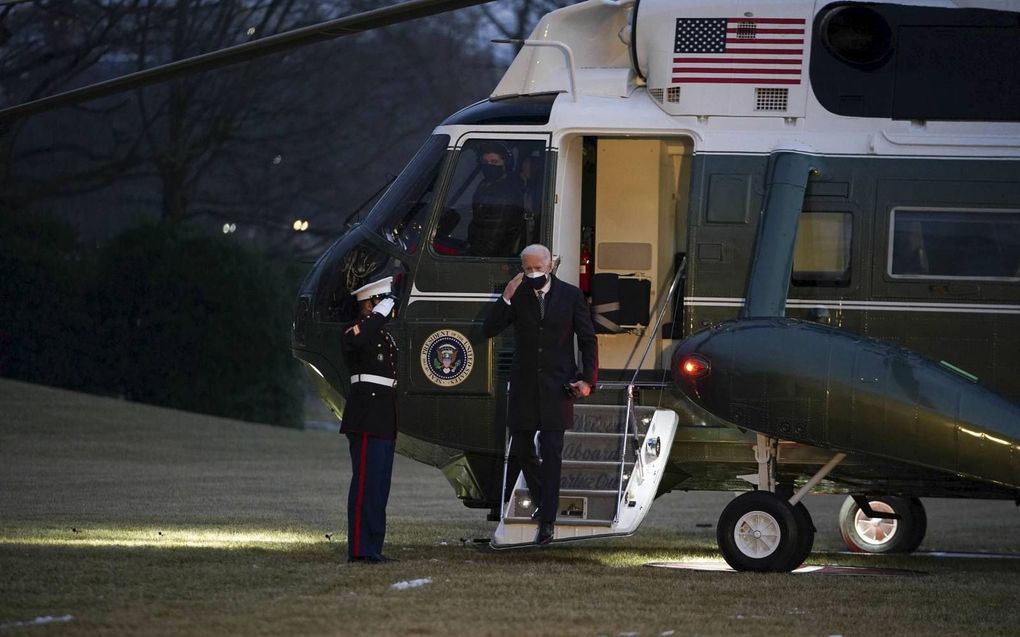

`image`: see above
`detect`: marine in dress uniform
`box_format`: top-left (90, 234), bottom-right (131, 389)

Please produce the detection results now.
top-left (483, 244), bottom-right (598, 545)
top-left (340, 276), bottom-right (399, 563)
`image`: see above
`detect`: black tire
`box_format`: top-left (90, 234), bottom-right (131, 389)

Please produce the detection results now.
top-left (902, 497), bottom-right (927, 553)
top-left (838, 495), bottom-right (925, 554)
top-left (717, 491), bottom-right (806, 572)
top-left (790, 502), bottom-right (815, 567)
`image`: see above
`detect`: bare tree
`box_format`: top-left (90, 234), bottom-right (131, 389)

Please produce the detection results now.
top-left (0, 1), bottom-right (141, 209)
top-left (1, 0), bottom-right (502, 256)
top-left (478, 0), bottom-right (570, 43)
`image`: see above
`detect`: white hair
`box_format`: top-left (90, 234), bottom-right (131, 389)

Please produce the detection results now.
top-left (520, 244), bottom-right (551, 263)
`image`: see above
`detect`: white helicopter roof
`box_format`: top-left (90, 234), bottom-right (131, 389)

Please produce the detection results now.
top-left (486, 0), bottom-right (1020, 157)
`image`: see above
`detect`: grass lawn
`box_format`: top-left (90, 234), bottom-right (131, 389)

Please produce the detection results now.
top-left (2, 378), bottom-right (1018, 636)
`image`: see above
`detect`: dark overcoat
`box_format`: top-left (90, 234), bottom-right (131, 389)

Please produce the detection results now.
top-left (340, 312), bottom-right (398, 438)
top-left (483, 276), bottom-right (598, 432)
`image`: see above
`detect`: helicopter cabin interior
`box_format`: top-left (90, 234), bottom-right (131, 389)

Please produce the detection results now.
top-left (564, 135), bottom-right (693, 375)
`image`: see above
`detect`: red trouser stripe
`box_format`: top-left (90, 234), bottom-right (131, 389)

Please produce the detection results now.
top-left (353, 432), bottom-right (369, 556)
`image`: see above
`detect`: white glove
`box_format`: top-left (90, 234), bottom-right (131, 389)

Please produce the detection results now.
top-left (373, 297), bottom-right (395, 316)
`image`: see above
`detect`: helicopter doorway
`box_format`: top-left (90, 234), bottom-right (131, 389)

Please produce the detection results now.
top-left (582, 136), bottom-right (693, 376)
top-left (491, 135), bottom-right (693, 547)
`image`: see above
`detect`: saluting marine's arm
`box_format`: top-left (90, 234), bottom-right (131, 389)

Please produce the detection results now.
top-left (342, 298), bottom-right (394, 351)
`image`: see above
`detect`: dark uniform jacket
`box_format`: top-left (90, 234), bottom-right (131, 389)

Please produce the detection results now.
top-left (483, 275), bottom-right (598, 432)
top-left (468, 174), bottom-right (526, 257)
top-left (340, 312), bottom-right (398, 438)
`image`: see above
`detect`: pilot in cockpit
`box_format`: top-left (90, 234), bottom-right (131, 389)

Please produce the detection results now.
top-left (466, 143), bottom-right (526, 257)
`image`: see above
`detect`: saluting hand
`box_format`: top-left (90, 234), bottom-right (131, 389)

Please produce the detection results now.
top-left (502, 273), bottom-right (524, 302)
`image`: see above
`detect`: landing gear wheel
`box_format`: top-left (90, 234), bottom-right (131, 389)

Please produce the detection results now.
top-left (790, 502), bottom-right (815, 568)
top-left (902, 498), bottom-right (927, 552)
top-left (838, 496), bottom-right (927, 554)
top-left (717, 491), bottom-right (808, 572)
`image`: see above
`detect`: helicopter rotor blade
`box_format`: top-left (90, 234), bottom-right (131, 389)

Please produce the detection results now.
top-left (0, 0), bottom-right (495, 122)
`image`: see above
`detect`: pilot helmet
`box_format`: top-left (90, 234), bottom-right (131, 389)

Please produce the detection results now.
top-left (352, 276), bottom-right (393, 301)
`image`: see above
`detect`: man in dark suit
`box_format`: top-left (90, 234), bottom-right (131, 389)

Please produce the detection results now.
top-left (340, 275), bottom-right (399, 563)
top-left (484, 244), bottom-right (598, 545)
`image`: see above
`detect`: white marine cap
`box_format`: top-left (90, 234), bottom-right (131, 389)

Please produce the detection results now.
top-left (352, 276), bottom-right (393, 301)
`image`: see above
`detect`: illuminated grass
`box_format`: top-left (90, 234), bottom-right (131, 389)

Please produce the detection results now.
top-left (2, 379), bottom-right (1019, 636)
top-left (0, 526), bottom-right (317, 548)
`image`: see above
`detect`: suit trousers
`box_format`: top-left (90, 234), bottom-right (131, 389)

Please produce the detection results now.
top-left (346, 432), bottom-right (395, 559)
top-left (509, 429), bottom-right (565, 525)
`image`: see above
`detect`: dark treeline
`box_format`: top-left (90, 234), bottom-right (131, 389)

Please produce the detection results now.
top-left (0, 0), bottom-right (568, 426)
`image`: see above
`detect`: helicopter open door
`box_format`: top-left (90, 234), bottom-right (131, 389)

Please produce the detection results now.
top-left (582, 137), bottom-right (692, 373)
top-left (492, 134), bottom-right (693, 546)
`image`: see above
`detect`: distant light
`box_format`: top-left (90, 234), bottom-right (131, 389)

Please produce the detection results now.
top-left (246, 26), bottom-right (256, 36)
top-left (222, 223), bottom-right (237, 234)
top-left (521, 499), bottom-right (531, 508)
top-left (272, 155), bottom-right (282, 165)
top-left (293, 220), bottom-right (309, 232)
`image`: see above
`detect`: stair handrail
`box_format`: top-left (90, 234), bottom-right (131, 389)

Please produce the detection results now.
top-left (499, 380), bottom-right (513, 522)
top-left (614, 257), bottom-right (687, 523)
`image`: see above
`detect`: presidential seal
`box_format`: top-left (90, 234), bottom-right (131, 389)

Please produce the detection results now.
top-left (420, 329), bottom-right (474, 387)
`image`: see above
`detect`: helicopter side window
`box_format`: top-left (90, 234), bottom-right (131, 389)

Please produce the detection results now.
top-left (792, 212), bottom-right (853, 287)
top-left (433, 139), bottom-right (546, 258)
top-left (367, 134), bottom-right (450, 254)
top-left (889, 208), bottom-right (1020, 281)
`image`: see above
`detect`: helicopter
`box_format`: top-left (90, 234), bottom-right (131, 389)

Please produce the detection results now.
top-left (4, 0), bottom-right (1018, 572)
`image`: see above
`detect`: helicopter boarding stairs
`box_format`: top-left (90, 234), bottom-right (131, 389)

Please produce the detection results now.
top-left (491, 403), bottom-right (678, 547)
top-left (491, 261), bottom-right (686, 547)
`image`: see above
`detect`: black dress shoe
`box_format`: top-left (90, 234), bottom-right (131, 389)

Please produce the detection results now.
top-left (535, 522), bottom-right (555, 545)
top-left (348, 555), bottom-right (397, 564)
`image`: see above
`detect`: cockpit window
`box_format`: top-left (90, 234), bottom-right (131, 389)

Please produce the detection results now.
top-left (433, 138), bottom-right (547, 258)
top-left (367, 134), bottom-right (450, 253)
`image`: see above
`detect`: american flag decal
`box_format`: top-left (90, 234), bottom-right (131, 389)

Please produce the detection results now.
top-left (673, 17), bottom-right (806, 85)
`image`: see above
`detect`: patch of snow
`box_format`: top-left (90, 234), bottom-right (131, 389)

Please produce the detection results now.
top-left (390, 577), bottom-right (432, 590)
top-left (0, 615), bottom-right (74, 630)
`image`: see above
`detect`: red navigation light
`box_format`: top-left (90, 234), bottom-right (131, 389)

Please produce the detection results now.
top-left (679, 355), bottom-right (710, 378)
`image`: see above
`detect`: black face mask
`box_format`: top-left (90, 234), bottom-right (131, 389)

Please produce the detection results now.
top-left (480, 163), bottom-right (505, 181)
top-left (526, 273), bottom-right (548, 290)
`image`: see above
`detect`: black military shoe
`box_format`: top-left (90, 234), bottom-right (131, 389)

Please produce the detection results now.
top-left (348, 555), bottom-right (397, 564)
top-left (535, 522), bottom-right (555, 545)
